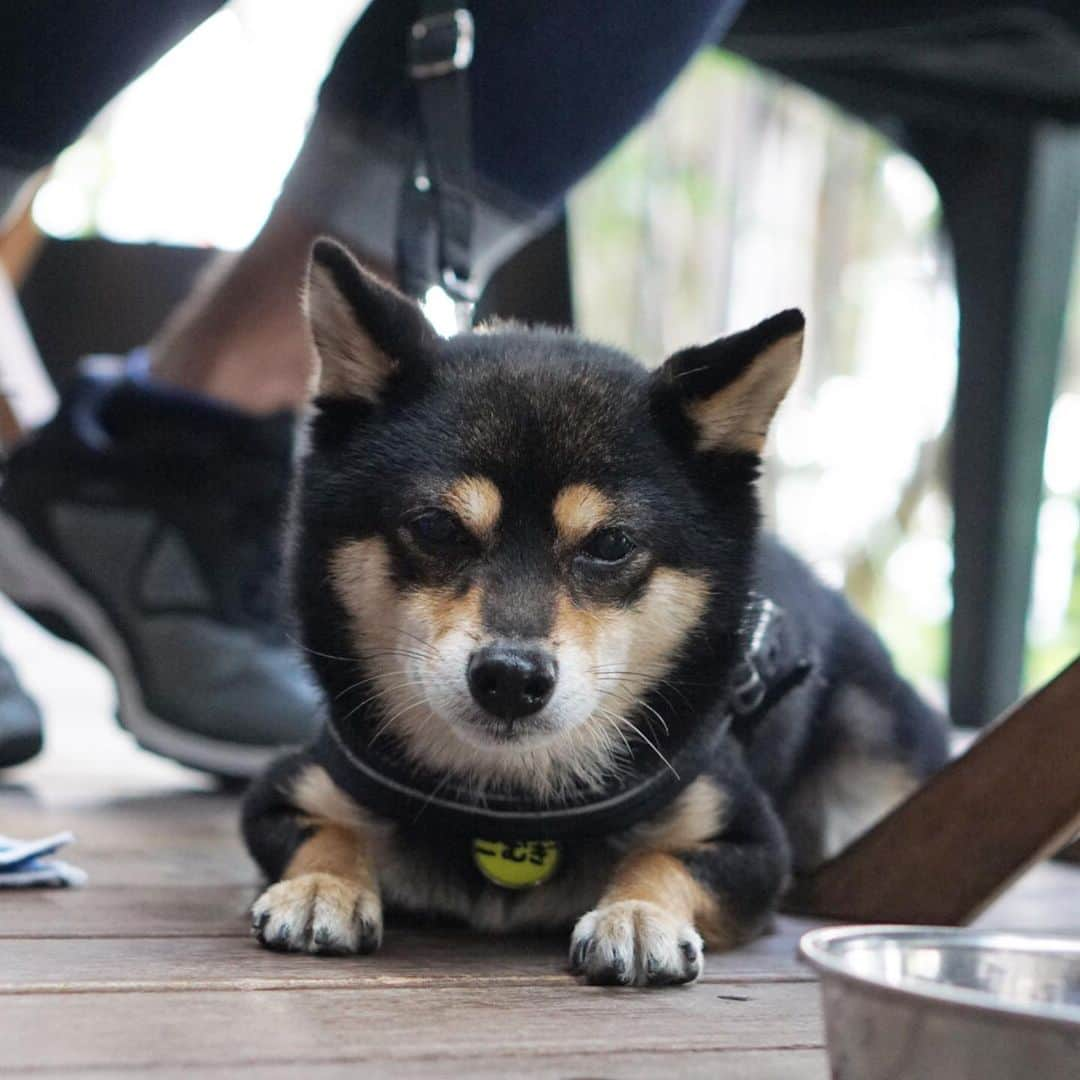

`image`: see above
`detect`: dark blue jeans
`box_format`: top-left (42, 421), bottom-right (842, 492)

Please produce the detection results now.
top-left (0, 1), bottom-right (743, 272)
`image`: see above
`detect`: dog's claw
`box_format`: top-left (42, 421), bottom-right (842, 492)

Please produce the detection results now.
top-left (569, 938), bottom-right (588, 974)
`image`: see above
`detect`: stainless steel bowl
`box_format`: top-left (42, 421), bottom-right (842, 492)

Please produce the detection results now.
top-left (800, 926), bottom-right (1080, 1079)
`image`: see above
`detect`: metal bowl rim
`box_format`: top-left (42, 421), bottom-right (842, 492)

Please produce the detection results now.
top-left (799, 925), bottom-right (1080, 1030)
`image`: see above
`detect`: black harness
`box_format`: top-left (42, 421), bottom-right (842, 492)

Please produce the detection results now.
top-left (312, 596), bottom-right (813, 843)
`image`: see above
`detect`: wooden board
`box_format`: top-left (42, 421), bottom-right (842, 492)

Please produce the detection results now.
top-left (0, 927), bottom-right (819, 993)
top-left (7, 1051), bottom-right (830, 1080)
top-left (0, 983), bottom-right (825, 1071)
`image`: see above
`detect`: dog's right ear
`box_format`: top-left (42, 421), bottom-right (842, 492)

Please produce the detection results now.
top-left (303, 238), bottom-right (437, 403)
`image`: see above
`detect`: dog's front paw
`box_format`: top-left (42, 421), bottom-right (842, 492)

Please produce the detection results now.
top-left (569, 900), bottom-right (704, 987)
top-left (251, 873), bottom-right (382, 956)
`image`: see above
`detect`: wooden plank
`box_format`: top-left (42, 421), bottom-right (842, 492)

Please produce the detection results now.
top-left (3, 859), bottom-right (1071, 946)
top-left (0, 791), bottom-right (243, 844)
top-left (974, 860), bottom-right (1080, 933)
top-left (0, 844), bottom-right (258, 889)
top-left (0, 886), bottom-right (254, 939)
top-left (0, 983), bottom-right (825, 1071)
top-left (0, 921), bottom-right (818, 992)
top-left (787, 656), bottom-right (1080, 924)
top-left (0, 934), bottom-right (569, 994)
top-left (0, 792), bottom-right (259, 889)
top-left (8, 1049), bottom-right (829, 1079)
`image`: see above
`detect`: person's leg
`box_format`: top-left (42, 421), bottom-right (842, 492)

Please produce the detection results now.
top-left (149, 0), bottom-right (746, 414)
top-left (149, 208), bottom-right (322, 414)
top-left (0, 2), bottom-right (326, 777)
top-left (0, 1), bottom-right (227, 225)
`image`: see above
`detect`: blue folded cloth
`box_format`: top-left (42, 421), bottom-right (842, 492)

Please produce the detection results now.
top-left (0, 831), bottom-right (87, 887)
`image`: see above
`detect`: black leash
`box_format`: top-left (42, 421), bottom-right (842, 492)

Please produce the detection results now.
top-left (397, 2), bottom-right (477, 332)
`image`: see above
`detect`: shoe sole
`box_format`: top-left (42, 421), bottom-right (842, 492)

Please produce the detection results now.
top-left (0, 507), bottom-right (277, 779)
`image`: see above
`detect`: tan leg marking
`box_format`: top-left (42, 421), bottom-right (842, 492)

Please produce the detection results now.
top-left (251, 774), bottom-right (383, 956)
top-left (624, 777), bottom-right (729, 853)
top-left (570, 850), bottom-right (729, 987)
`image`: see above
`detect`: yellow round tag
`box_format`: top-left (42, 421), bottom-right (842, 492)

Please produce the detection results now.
top-left (472, 838), bottom-right (560, 889)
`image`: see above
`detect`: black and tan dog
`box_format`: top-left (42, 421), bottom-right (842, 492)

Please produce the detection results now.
top-left (243, 238), bottom-right (947, 986)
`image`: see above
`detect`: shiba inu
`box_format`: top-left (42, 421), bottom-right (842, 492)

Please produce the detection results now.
top-left (242, 238), bottom-right (947, 986)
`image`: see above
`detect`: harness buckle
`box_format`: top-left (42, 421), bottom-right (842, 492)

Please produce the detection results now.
top-left (729, 660), bottom-right (768, 717)
top-left (409, 9), bottom-right (475, 79)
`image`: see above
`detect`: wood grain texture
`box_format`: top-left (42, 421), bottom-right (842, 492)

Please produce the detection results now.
top-left (788, 656), bottom-right (1080, 923)
top-left (0, 984), bottom-right (825, 1071)
top-left (0, 926), bottom-right (819, 993)
top-left (0, 886), bottom-right (254, 939)
top-left (9, 1050), bottom-right (829, 1080)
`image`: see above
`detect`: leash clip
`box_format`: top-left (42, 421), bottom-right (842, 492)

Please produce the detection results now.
top-left (442, 266), bottom-right (478, 332)
top-left (728, 596), bottom-right (780, 719)
top-left (409, 9), bottom-right (475, 79)
top-left (729, 660), bottom-right (768, 717)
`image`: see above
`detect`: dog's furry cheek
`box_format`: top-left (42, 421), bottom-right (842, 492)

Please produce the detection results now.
top-left (625, 568), bottom-right (710, 682)
top-left (575, 569), bottom-right (710, 707)
top-left (329, 536), bottom-right (401, 657)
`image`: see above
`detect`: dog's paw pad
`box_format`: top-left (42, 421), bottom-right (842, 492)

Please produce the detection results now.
top-left (569, 900), bottom-right (704, 987)
top-left (251, 873), bottom-right (382, 956)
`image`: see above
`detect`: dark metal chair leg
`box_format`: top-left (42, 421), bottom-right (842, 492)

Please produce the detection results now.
top-left (907, 123), bottom-right (1080, 726)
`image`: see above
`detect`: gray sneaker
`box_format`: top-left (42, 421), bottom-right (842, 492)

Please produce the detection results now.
top-left (0, 367), bottom-right (322, 779)
top-left (0, 647), bottom-right (43, 768)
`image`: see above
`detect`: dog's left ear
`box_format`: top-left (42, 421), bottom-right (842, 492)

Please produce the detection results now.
top-left (303, 237), bottom-right (437, 403)
top-left (649, 309), bottom-right (804, 455)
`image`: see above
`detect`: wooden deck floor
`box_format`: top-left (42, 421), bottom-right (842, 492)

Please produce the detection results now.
top-left (2, 600), bottom-right (1079, 1077)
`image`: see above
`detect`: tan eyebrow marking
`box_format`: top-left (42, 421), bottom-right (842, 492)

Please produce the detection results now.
top-left (552, 483), bottom-right (614, 548)
top-left (444, 475), bottom-right (502, 539)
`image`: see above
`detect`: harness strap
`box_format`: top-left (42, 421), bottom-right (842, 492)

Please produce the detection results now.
top-left (314, 714), bottom-right (729, 841)
top-left (397, 2), bottom-right (476, 325)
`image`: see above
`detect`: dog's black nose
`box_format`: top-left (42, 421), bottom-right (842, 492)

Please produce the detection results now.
top-left (467, 645), bottom-right (557, 720)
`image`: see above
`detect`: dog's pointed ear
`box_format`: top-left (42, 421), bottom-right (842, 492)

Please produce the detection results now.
top-left (303, 237), bottom-right (437, 403)
top-left (649, 309), bottom-right (804, 455)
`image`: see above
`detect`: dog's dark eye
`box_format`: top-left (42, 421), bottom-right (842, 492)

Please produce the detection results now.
top-left (580, 527), bottom-right (635, 563)
top-left (408, 509), bottom-right (468, 550)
